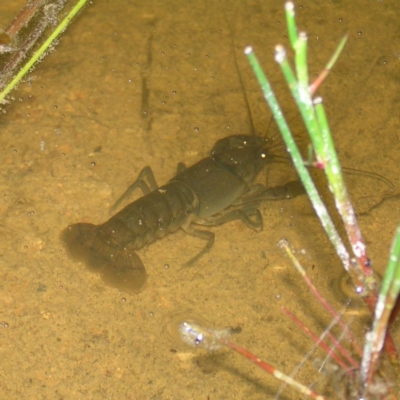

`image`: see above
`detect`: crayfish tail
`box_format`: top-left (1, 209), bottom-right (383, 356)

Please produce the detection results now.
top-left (61, 223), bottom-right (98, 265)
top-left (61, 223), bottom-right (147, 294)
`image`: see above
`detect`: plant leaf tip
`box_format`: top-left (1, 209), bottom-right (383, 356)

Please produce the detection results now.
top-left (244, 46), bottom-right (253, 55)
top-left (285, 2), bottom-right (294, 11)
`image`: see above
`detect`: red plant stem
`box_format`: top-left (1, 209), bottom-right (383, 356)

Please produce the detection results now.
top-left (221, 339), bottom-right (327, 400)
top-left (282, 307), bottom-right (354, 376)
top-left (309, 69), bottom-right (328, 96)
top-left (289, 253), bottom-right (363, 356)
top-left (326, 331), bottom-right (359, 369)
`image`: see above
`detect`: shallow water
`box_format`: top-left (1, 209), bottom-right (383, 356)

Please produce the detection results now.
top-left (0, 0), bottom-right (399, 399)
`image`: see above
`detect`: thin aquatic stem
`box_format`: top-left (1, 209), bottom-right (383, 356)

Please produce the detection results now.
top-left (277, 44), bottom-right (371, 285)
top-left (294, 32), bottom-right (309, 94)
top-left (278, 3), bottom-right (372, 291)
top-left (0, 0), bottom-right (89, 103)
top-left (282, 307), bottom-right (355, 375)
top-left (309, 35), bottom-right (348, 95)
top-left (284, 1), bottom-right (297, 48)
top-left (278, 238), bottom-right (363, 357)
top-left (179, 319), bottom-right (327, 400)
top-left (222, 339), bottom-right (327, 400)
top-left (276, 46), bottom-right (325, 168)
top-left (361, 224), bottom-right (400, 385)
top-left (0, 15), bottom-right (50, 91)
top-left (245, 46), bottom-right (352, 275)
top-left (314, 99), bottom-right (372, 279)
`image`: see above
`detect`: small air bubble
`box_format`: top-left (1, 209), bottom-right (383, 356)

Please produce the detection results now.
top-left (226, 125), bottom-right (230, 129)
top-left (121, 298), bottom-right (126, 303)
top-left (54, 105), bottom-right (58, 109)
top-left (149, 311), bottom-right (154, 317)
top-left (164, 264), bottom-right (169, 269)
top-left (161, 52), bottom-right (165, 56)
top-left (358, 31), bottom-right (362, 35)
top-left (172, 91), bottom-right (177, 95)
top-left (194, 127), bottom-right (199, 132)
top-left (13, 149), bottom-right (17, 153)
top-left (339, 18), bottom-right (343, 22)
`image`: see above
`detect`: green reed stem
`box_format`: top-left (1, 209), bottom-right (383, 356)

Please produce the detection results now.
top-left (361, 225), bottom-right (400, 385)
top-left (245, 46), bottom-right (353, 275)
top-left (284, 1), bottom-right (297, 48)
top-left (278, 2), bottom-right (373, 290)
top-left (313, 99), bottom-right (374, 284)
top-left (246, 0), bottom-right (399, 386)
top-left (0, 0), bottom-right (89, 104)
